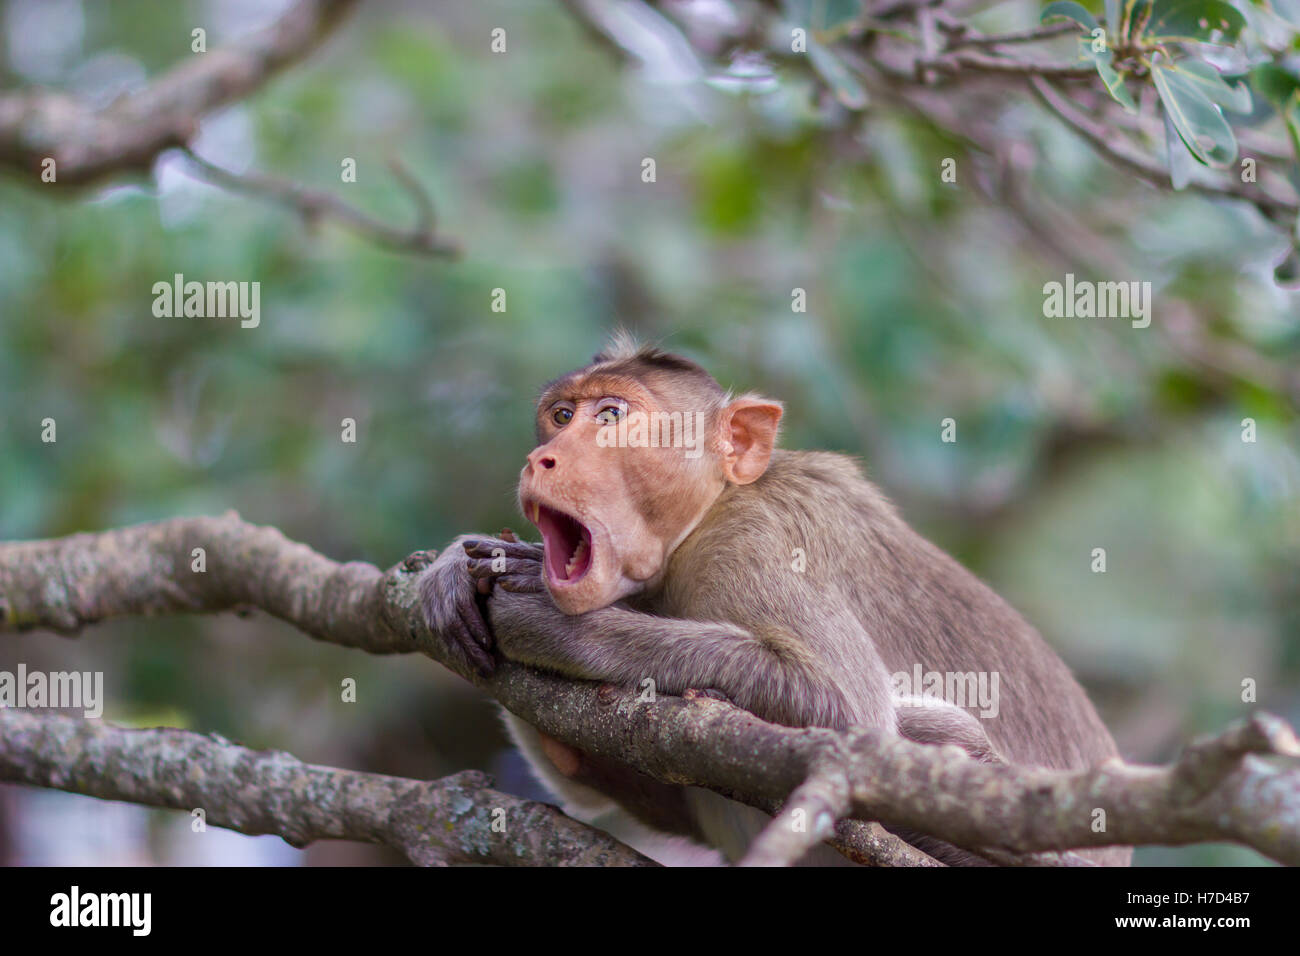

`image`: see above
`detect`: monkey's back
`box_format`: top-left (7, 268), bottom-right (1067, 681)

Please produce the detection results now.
top-left (663, 449), bottom-right (1119, 774)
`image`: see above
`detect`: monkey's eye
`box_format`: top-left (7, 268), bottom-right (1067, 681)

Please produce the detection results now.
top-left (595, 405), bottom-right (625, 425)
top-left (552, 406), bottom-right (574, 426)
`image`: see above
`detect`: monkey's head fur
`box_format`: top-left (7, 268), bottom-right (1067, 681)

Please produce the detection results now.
top-left (518, 333), bottom-right (783, 614)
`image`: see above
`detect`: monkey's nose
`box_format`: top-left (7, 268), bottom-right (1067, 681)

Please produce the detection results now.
top-left (527, 449), bottom-right (558, 471)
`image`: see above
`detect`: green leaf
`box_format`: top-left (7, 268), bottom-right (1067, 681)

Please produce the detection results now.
top-left (1249, 64), bottom-right (1300, 189)
top-left (807, 40), bottom-right (868, 109)
top-left (1170, 59), bottom-right (1253, 113)
top-left (1282, 112), bottom-right (1300, 194)
top-left (1272, 0), bottom-right (1300, 27)
top-left (1273, 243), bottom-right (1300, 288)
top-left (1080, 40), bottom-right (1139, 110)
top-left (1142, 0), bottom-right (1245, 43)
top-left (1153, 62), bottom-right (1237, 166)
top-left (1163, 106), bottom-right (1196, 188)
top-left (1122, 0), bottom-right (1153, 42)
top-left (1096, 59), bottom-right (1138, 110)
top-left (784, 0), bottom-right (865, 32)
top-left (1250, 63), bottom-right (1300, 112)
top-left (1105, 0), bottom-right (1121, 33)
top-left (1041, 1), bottom-right (1101, 31)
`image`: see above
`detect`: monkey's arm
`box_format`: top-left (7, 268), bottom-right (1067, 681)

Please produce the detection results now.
top-left (464, 537), bottom-right (890, 729)
top-left (463, 540), bottom-right (854, 729)
top-left (495, 595), bottom-right (853, 728)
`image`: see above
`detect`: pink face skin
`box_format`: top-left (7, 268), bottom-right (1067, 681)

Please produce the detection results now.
top-left (518, 372), bottom-right (782, 615)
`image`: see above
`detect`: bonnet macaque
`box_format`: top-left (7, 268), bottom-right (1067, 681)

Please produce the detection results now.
top-left (421, 335), bottom-right (1129, 866)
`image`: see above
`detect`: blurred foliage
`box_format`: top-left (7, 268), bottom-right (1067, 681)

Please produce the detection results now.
top-left (0, 0), bottom-right (1297, 865)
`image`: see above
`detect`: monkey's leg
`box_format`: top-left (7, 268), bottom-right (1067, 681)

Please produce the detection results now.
top-left (501, 711), bottom-right (732, 865)
top-left (885, 698), bottom-right (1005, 865)
top-left (501, 712), bottom-right (702, 836)
top-left (894, 697), bottom-right (1004, 764)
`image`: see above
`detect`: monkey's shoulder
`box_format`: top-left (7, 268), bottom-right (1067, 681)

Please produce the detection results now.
top-left (663, 449), bottom-right (898, 602)
top-left (763, 447), bottom-right (879, 486)
top-left (728, 449), bottom-right (901, 527)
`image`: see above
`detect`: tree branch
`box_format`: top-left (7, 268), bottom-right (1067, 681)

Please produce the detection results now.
top-left (1028, 76), bottom-right (1300, 219)
top-left (179, 150), bottom-right (460, 258)
top-left (640, 0), bottom-right (1300, 229)
top-left (2, 515), bottom-right (1298, 865)
top-left (923, 50), bottom-right (1096, 78)
top-left (740, 758), bottom-right (848, 866)
top-left (0, 0), bottom-right (461, 257)
top-left (0, 0), bottom-right (360, 186)
top-left (0, 708), bottom-right (653, 866)
top-left (938, 20), bottom-right (1080, 48)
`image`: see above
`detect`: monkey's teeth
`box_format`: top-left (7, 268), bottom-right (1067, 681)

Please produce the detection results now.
top-left (565, 536), bottom-right (589, 576)
top-left (532, 502), bottom-right (541, 523)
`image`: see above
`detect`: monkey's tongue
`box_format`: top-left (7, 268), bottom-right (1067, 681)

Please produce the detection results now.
top-left (535, 505), bottom-right (593, 584)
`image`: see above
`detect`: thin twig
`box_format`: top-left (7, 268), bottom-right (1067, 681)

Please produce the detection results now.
top-left (1029, 76), bottom-right (1300, 218)
top-left (179, 149), bottom-right (460, 258)
top-left (942, 21), bottom-right (1081, 48)
top-left (742, 763), bottom-right (852, 866)
top-left (926, 50), bottom-right (1097, 78)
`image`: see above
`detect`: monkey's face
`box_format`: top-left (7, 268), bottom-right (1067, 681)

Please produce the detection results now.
top-left (519, 375), bottom-right (725, 615)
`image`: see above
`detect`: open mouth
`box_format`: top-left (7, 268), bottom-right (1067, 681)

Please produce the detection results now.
top-left (530, 503), bottom-right (593, 585)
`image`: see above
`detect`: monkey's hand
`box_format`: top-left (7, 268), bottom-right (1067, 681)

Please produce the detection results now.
top-left (419, 534), bottom-right (519, 677)
top-left (463, 532), bottom-right (545, 596)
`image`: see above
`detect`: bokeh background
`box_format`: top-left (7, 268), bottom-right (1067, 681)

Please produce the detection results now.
top-left (1, 0), bottom-right (1297, 865)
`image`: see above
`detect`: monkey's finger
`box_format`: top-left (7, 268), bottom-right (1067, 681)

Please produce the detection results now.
top-left (437, 611), bottom-right (494, 677)
top-left (455, 632), bottom-right (496, 677)
top-left (463, 537), bottom-right (532, 555)
top-left (466, 557), bottom-right (542, 579)
top-left (465, 541), bottom-right (540, 564)
top-left (493, 574), bottom-right (547, 594)
top-left (456, 595), bottom-right (495, 652)
top-left (464, 561), bottom-right (546, 594)
top-left (463, 539), bottom-right (542, 561)
top-left (499, 528), bottom-right (518, 543)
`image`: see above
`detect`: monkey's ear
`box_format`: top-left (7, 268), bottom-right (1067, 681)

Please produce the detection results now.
top-left (720, 397), bottom-right (783, 485)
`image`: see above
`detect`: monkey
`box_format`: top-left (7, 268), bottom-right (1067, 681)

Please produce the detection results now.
top-left (421, 333), bottom-right (1130, 866)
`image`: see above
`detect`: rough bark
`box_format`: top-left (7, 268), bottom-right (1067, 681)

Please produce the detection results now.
top-left (0, 0), bottom-right (360, 186)
top-left (2, 514), bottom-right (1298, 865)
top-left (0, 709), bottom-right (653, 866)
